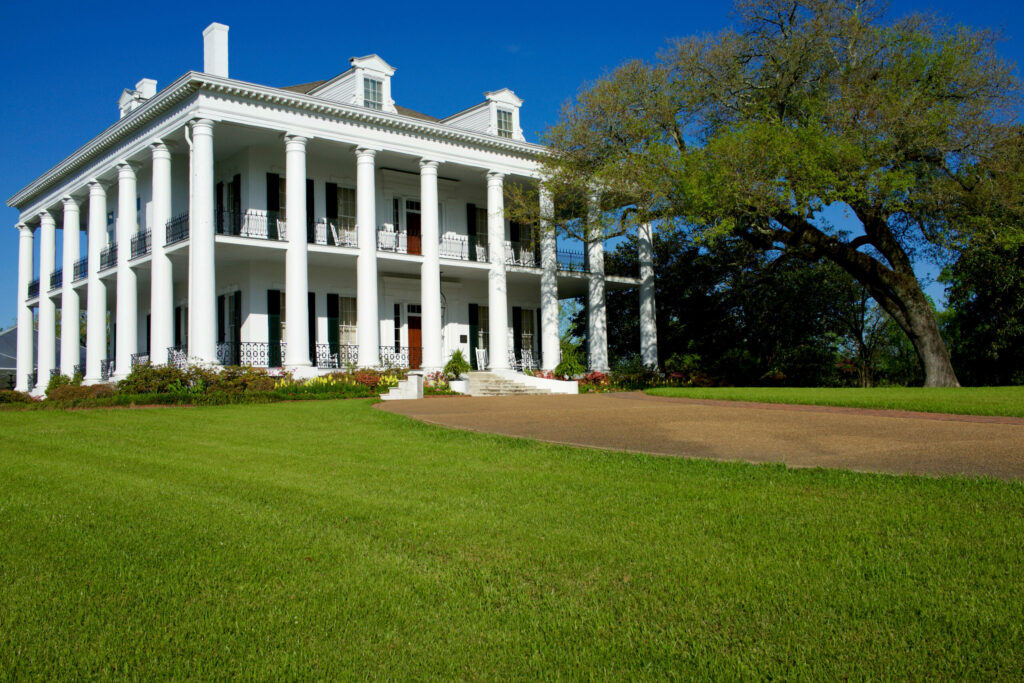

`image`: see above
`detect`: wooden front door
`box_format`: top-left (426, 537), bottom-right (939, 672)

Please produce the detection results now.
top-left (406, 211), bottom-right (422, 255)
top-left (408, 315), bottom-right (422, 369)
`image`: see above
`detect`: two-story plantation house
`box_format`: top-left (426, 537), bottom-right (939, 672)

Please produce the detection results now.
top-left (9, 23), bottom-right (658, 392)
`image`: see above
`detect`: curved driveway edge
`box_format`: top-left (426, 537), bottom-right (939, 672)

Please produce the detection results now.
top-left (376, 392), bottom-right (1024, 481)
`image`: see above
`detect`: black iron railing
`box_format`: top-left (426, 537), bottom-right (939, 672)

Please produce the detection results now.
top-left (73, 257), bottom-right (87, 281)
top-left (557, 249), bottom-right (586, 273)
top-left (49, 269), bottom-right (62, 291)
top-left (216, 210), bottom-right (288, 241)
top-left (27, 279), bottom-right (39, 298)
top-left (99, 244), bottom-right (118, 270)
top-left (314, 343), bottom-right (359, 369)
top-left (100, 359), bottom-right (114, 381)
top-left (27, 370), bottom-right (36, 391)
top-left (379, 346), bottom-right (419, 368)
top-left (73, 364), bottom-right (84, 377)
top-left (130, 352), bottom-right (150, 368)
top-left (131, 230), bottom-right (151, 259)
top-left (50, 368), bottom-right (60, 380)
top-left (167, 345), bottom-right (188, 369)
top-left (166, 213), bottom-right (189, 245)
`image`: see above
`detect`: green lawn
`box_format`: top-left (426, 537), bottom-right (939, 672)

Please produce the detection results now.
top-left (1, 400), bottom-right (1022, 679)
top-left (646, 385), bottom-right (1024, 417)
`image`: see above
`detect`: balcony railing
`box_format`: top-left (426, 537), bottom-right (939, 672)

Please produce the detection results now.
top-left (167, 345), bottom-right (188, 369)
top-left (100, 359), bottom-right (114, 381)
top-left (216, 210), bottom-right (287, 241)
top-left (99, 243), bottom-right (118, 271)
top-left (73, 258), bottom-right (87, 282)
top-left (557, 249), bottom-right (586, 273)
top-left (505, 240), bottom-right (540, 268)
top-left (379, 345), bottom-right (420, 368)
top-left (165, 213), bottom-right (189, 245)
top-left (439, 233), bottom-right (489, 262)
top-left (210, 341), bottom-right (289, 368)
top-left (377, 226), bottom-right (408, 254)
top-left (314, 343), bottom-right (359, 369)
top-left (310, 218), bottom-right (358, 248)
top-left (130, 352), bottom-right (150, 368)
top-left (130, 230), bottom-right (151, 259)
top-left (27, 279), bottom-right (39, 298)
top-left (73, 364), bottom-right (84, 377)
top-left (49, 269), bottom-right (62, 291)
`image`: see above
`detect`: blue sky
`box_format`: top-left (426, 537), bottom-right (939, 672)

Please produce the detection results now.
top-left (2, 0), bottom-right (1021, 327)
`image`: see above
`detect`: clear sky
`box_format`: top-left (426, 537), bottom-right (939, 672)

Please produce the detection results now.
top-left (2, 0), bottom-right (1021, 328)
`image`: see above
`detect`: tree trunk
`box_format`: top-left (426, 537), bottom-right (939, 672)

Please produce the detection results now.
top-left (881, 278), bottom-right (961, 388)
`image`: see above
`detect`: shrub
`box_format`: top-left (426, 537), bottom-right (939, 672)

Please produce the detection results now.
top-left (554, 339), bottom-right (586, 379)
top-left (47, 384), bottom-right (116, 402)
top-left (0, 390), bottom-right (35, 404)
top-left (117, 364), bottom-right (193, 394)
top-left (206, 365), bottom-right (277, 394)
top-left (578, 371), bottom-right (613, 393)
top-left (610, 354), bottom-right (660, 390)
top-left (443, 350), bottom-right (471, 380)
top-left (46, 373), bottom-right (73, 394)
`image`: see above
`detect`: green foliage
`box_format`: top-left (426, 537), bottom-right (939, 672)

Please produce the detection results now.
top-left (609, 354), bottom-right (660, 390)
top-left (0, 390), bottom-right (35, 404)
top-left (45, 383), bottom-right (116, 402)
top-left (1, 400), bottom-right (1022, 677)
top-left (443, 349), bottom-right (471, 380)
top-left (553, 336), bottom-right (586, 378)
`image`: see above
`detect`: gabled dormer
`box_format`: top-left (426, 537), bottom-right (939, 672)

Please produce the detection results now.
top-left (117, 78), bottom-right (157, 119)
top-left (442, 88), bottom-right (524, 141)
top-left (308, 55), bottom-right (397, 114)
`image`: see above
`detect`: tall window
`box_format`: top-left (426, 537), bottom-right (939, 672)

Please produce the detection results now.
top-left (339, 296), bottom-right (357, 345)
top-left (337, 187), bottom-right (356, 230)
top-left (497, 109), bottom-right (513, 138)
top-left (364, 78), bottom-right (383, 110)
top-left (478, 305), bottom-right (489, 351)
top-left (278, 177), bottom-right (288, 220)
top-left (521, 308), bottom-right (535, 353)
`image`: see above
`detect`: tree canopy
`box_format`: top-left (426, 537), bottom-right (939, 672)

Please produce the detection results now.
top-left (530, 0), bottom-right (1023, 387)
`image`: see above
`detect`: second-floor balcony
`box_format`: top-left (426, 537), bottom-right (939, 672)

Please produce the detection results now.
top-left (49, 269), bottom-right (62, 291)
top-left (99, 243), bottom-right (118, 271)
top-left (310, 218), bottom-right (357, 248)
top-left (165, 212), bottom-right (189, 246)
top-left (131, 229), bottom-right (151, 259)
top-left (217, 210), bottom-right (287, 241)
top-left (27, 279), bottom-right (39, 298)
top-left (73, 257), bottom-right (87, 281)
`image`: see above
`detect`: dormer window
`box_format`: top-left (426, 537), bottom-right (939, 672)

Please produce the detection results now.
top-left (496, 109), bottom-right (513, 138)
top-left (364, 77), bottom-right (383, 110)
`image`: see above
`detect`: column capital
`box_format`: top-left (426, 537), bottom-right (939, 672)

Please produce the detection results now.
top-left (150, 140), bottom-right (171, 158)
top-left (16, 222), bottom-right (32, 235)
top-left (87, 179), bottom-right (106, 195)
top-left (62, 196), bottom-right (79, 211)
top-left (486, 170), bottom-right (505, 186)
top-left (284, 133), bottom-right (308, 145)
top-left (39, 210), bottom-right (55, 226)
top-left (419, 159), bottom-right (441, 172)
top-left (355, 146), bottom-right (378, 161)
top-left (189, 118), bottom-right (215, 135)
top-left (117, 162), bottom-right (137, 178)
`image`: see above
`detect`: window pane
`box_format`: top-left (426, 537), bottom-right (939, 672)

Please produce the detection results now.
top-left (339, 296), bottom-right (357, 345)
top-left (364, 78), bottom-right (383, 110)
top-left (497, 109), bottom-right (513, 138)
top-left (338, 187), bottom-right (356, 230)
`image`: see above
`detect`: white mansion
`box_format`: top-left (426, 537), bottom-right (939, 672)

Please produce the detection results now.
top-left (8, 24), bottom-right (658, 392)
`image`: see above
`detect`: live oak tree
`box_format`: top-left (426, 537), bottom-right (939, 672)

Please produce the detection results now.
top-left (533, 0), bottom-right (1023, 387)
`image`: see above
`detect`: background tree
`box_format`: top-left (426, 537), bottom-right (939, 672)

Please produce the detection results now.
top-left (535, 0), bottom-right (1022, 387)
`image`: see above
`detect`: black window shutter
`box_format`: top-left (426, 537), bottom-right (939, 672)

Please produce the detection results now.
top-left (326, 183), bottom-right (338, 220)
top-left (468, 303), bottom-right (479, 369)
top-left (307, 291), bottom-right (316, 358)
top-left (306, 179), bottom-right (315, 241)
top-left (268, 290), bottom-right (281, 367)
top-left (232, 175), bottom-right (241, 213)
top-left (466, 203), bottom-right (477, 262)
top-left (512, 306), bottom-right (523, 358)
top-left (536, 308), bottom-right (542, 360)
top-left (216, 181), bottom-right (224, 232)
top-left (217, 294), bottom-right (226, 344)
top-left (327, 294), bottom-right (340, 352)
top-left (267, 174), bottom-right (280, 212)
top-left (174, 306), bottom-right (182, 347)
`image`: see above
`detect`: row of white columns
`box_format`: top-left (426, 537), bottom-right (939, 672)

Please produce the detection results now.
top-left (14, 120), bottom-right (658, 392)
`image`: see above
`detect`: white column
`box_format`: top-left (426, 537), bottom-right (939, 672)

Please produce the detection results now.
top-left (539, 184), bottom-right (560, 371)
top-left (486, 171), bottom-right (510, 370)
top-left (586, 194), bottom-right (609, 372)
top-left (114, 163), bottom-right (138, 379)
top-left (638, 221), bottom-right (659, 368)
top-left (356, 147), bottom-right (380, 368)
top-left (189, 119), bottom-right (217, 364)
top-left (419, 159), bottom-right (442, 371)
top-left (60, 197), bottom-right (81, 376)
top-left (37, 211), bottom-right (57, 385)
top-left (284, 134), bottom-right (311, 368)
top-left (150, 141), bottom-right (174, 365)
top-left (15, 224), bottom-right (34, 392)
top-left (84, 182), bottom-right (108, 383)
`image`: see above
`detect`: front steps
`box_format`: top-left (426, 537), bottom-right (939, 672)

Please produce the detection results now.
top-left (466, 371), bottom-right (553, 397)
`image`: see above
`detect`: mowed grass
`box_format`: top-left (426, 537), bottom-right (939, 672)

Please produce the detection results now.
top-left (647, 385), bottom-right (1024, 417)
top-left (1, 401), bottom-right (1022, 679)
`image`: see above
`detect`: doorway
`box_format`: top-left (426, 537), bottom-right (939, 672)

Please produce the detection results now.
top-left (408, 313), bottom-right (422, 369)
top-left (406, 200), bottom-right (422, 255)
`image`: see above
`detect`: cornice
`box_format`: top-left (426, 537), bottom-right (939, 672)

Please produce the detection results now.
top-left (8, 71), bottom-right (548, 211)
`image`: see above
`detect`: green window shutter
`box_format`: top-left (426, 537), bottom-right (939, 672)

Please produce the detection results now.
top-left (469, 303), bottom-right (479, 369)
